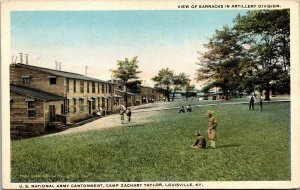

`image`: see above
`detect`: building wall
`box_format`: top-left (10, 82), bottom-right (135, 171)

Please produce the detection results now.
top-left (10, 92), bottom-right (46, 133)
top-left (44, 101), bottom-right (65, 125)
top-left (66, 79), bottom-right (118, 121)
top-left (11, 64), bottom-right (120, 123)
top-left (10, 65), bottom-right (65, 97)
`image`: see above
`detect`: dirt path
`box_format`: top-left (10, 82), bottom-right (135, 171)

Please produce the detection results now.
top-left (45, 99), bottom-right (290, 137)
top-left (45, 103), bottom-right (165, 137)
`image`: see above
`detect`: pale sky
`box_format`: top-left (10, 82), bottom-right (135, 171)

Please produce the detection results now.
top-left (11, 10), bottom-right (246, 88)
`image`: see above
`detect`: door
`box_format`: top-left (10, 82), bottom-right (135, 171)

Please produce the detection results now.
top-left (49, 105), bottom-right (56, 122)
top-left (88, 101), bottom-right (92, 114)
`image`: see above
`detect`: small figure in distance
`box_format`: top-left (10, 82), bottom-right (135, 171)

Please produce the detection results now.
top-left (259, 96), bottom-right (263, 111)
top-left (178, 106), bottom-right (185, 113)
top-left (190, 131), bottom-right (206, 149)
top-left (187, 104), bottom-right (192, 112)
top-left (249, 95), bottom-right (255, 110)
top-left (126, 108), bottom-right (132, 124)
top-left (120, 104), bottom-right (126, 124)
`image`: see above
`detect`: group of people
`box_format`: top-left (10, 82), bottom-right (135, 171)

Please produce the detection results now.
top-left (191, 110), bottom-right (218, 149)
top-left (119, 105), bottom-right (132, 124)
top-left (178, 104), bottom-right (193, 113)
top-left (249, 95), bottom-right (263, 111)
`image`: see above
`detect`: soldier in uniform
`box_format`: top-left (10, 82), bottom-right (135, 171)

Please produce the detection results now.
top-left (126, 108), bottom-right (132, 123)
top-left (190, 131), bottom-right (206, 149)
top-left (120, 105), bottom-right (126, 124)
top-left (206, 110), bottom-right (217, 148)
top-left (249, 95), bottom-right (255, 110)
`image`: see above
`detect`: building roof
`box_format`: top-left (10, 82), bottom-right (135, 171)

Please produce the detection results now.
top-left (14, 63), bottom-right (113, 84)
top-left (10, 84), bottom-right (65, 101)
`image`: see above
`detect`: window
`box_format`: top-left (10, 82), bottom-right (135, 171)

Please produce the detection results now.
top-left (80, 81), bottom-right (84, 93)
top-left (27, 100), bottom-right (36, 118)
top-left (109, 85), bottom-right (112, 94)
top-left (80, 98), bottom-right (84, 112)
top-left (98, 83), bottom-right (100, 94)
top-left (49, 76), bottom-right (57, 85)
top-left (102, 84), bottom-right (105, 93)
top-left (73, 80), bottom-right (77, 93)
top-left (61, 104), bottom-right (64, 115)
top-left (73, 98), bottom-right (77, 113)
top-left (22, 76), bottom-right (31, 85)
top-left (66, 79), bottom-right (69, 93)
top-left (92, 82), bottom-right (95, 93)
top-left (87, 82), bottom-right (90, 93)
top-left (106, 84), bottom-right (108, 93)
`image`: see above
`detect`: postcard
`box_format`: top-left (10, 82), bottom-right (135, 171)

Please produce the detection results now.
top-left (1, 0), bottom-right (299, 189)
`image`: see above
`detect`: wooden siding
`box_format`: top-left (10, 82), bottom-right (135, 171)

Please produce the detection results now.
top-left (10, 92), bottom-right (46, 133)
top-left (10, 64), bottom-right (66, 97)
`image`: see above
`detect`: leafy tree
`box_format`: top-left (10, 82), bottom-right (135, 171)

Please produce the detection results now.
top-left (152, 68), bottom-right (174, 102)
top-left (127, 80), bottom-right (142, 94)
top-left (196, 10), bottom-right (290, 100)
top-left (234, 9), bottom-right (290, 100)
top-left (196, 26), bottom-right (245, 100)
top-left (185, 83), bottom-right (195, 99)
top-left (112, 56), bottom-right (142, 108)
top-left (171, 73), bottom-right (191, 101)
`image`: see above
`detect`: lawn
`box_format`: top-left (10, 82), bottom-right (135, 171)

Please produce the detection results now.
top-left (11, 102), bottom-right (290, 182)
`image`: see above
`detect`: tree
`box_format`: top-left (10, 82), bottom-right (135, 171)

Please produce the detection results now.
top-left (152, 68), bottom-right (174, 102)
top-left (196, 26), bottom-right (245, 100)
top-left (112, 56), bottom-right (142, 108)
top-left (171, 73), bottom-right (191, 101)
top-left (126, 80), bottom-right (142, 94)
top-left (196, 10), bottom-right (290, 100)
top-left (185, 83), bottom-right (195, 100)
top-left (234, 9), bottom-right (290, 100)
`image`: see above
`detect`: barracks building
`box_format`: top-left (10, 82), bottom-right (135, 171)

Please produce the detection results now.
top-left (10, 62), bottom-right (121, 136)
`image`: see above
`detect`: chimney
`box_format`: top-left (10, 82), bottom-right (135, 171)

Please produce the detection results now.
top-left (59, 62), bottom-right (62, 71)
top-left (11, 55), bottom-right (14, 64)
top-left (85, 66), bottom-right (88, 76)
top-left (20, 53), bottom-right (23, 64)
top-left (14, 56), bottom-right (17, 64)
top-left (55, 61), bottom-right (58, 70)
top-left (25, 54), bottom-right (28, 64)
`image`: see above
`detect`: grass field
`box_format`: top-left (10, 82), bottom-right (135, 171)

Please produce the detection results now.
top-left (11, 101), bottom-right (290, 182)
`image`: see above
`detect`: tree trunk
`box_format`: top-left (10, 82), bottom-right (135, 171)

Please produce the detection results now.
top-left (172, 89), bottom-right (176, 101)
top-left (167, 86), bottom-right (170, 102)
top-left (125, 85), bottom-right (128, 109)
top-left (264, 82), bottom-right (271, 101)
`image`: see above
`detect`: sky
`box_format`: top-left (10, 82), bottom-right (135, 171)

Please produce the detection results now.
top-left (11, 10), bottom-right (246, 88)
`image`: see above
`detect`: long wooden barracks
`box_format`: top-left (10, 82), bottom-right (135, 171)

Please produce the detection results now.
top-left (10, 62), bottom-right (121, 136)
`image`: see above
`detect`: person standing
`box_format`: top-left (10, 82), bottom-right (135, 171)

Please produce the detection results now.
top-left (259, 96), bottom-right (263, 111)
top-left (126, 108), bottom-right (132, 123)
top-left (249, 95), bottom-right (255, 110)
top-left (206, 110), bottom-right (217, 149)
top-left (120, 104), bottom-right (126, 124)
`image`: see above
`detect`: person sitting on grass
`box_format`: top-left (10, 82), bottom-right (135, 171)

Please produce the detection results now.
top-left (187, 104), bottom-right (192, 112)
top-left (190, 131), bottom-right (206, 149)
top-left (178, 106), bottom-right (185, 113)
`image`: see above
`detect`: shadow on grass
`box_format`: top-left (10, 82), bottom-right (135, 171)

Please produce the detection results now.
top-left (217, 143), bottom-right (241, 148)
top-left (125, 122), bottom-right (146, 127)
